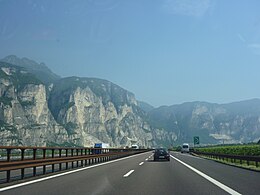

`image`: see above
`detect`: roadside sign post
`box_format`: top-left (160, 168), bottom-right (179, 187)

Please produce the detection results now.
top-left (194, 136), bottom-right (200, 147)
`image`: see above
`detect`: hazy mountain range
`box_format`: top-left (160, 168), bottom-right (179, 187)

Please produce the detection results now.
top-left (0, 55), bottom-right (260, 147)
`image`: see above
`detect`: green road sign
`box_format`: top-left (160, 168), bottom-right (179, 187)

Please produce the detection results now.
top-left (194, 136), bottom-right (200, 145)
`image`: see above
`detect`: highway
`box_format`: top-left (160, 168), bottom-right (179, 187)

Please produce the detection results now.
top-left (0, 151), bottom-right (259, 195)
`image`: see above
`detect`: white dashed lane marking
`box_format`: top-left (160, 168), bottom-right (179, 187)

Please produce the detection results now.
top-left (123, 170), bottom-right (135, 177)
top-left (0, 152), bottom-right (149, 192)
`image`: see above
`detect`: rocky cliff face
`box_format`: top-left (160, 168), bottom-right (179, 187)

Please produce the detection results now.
top-left (1, 56), bottom-right (260, 147)
top-left (0, 63), bottom-right (154, 147)
top-left (0, 63), bottom-right (68, 146)
top-left (48, 77), bottom-right (154, 147)
top-left (148, 101), bottom-right (260, 145)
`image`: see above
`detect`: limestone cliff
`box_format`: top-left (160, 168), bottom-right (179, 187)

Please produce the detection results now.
top-left (48, 77), bottom-right (154, 147)
top-left (0, 62), bottom-right (68, 146)
top-left (0, 63), bottom-right (154, 147)
top-left (1, 57), bottom-right (260, 147)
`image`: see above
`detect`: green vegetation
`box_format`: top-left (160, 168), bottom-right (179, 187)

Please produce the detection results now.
top-left (0, 96), bottom-right (13, 106)
top-left (195, 144), bottom-right (260, 156)
top-left (199, 154), bottom-right (260, 171)
top-left (19, 99), bottom-right (35, 107)
top-left (0, 120), bottom-right (17, 132)
top-left (64, 122), bottom-right (78, 135)
top-left (0, 68), bottom-right (9, 79)
top-left (15, 71), bottom-right (42, 91)
top-left (170, 146), bottom-right (182, 152)
top-left (194, 144), bottom-right (260, 171)
top-left (0, 62), bottom-right (42, 91)
top-left (61, 102), bottom-right (75, 111)
top-left (30, 124), bottom-right (42, 128)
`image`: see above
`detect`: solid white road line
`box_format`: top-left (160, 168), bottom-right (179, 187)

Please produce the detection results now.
top-left (123, 170), bottom-right (135, 177)
top-left (170, 155), bottom-right (242, 195)
top-left (139, 162), bottom-right (144, 166)
top-left (0, 152), bottom-right (151, 192)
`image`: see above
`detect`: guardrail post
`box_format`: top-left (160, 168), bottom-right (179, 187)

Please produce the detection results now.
top-left (66, 149), bottom-right (68, 169)
top-left (71, 149), bottom-right (74, 168)
top-left (6, 170), bottom-right (11, 183)
top-left (21, 168), bottom-right (25, 179)
top-left (33, 167), bottom-right (36, 177)
top-left (52, 149), bottom-right (55, 172)
top-left (84, 149), bottom-right (87, 166)
top-left (33, 149), bottom-right (37, 176)
top-left (256, 161), bottom-right (258, 167)
top-left (21, 149), bottom-right (25, 161)
top-left (76, 149), bottom-right (79, 167)
top-left (0, 147), bottom-right (149, 184)
top-left (59, 149), bottom-right (62, 157)
top-left (43, 149), bottom-right (46, 159)
top-left (43, 149), bottom-right (46, 174)
top-left (89, 149), bottom-right (92, 164)
top-left (59, 149), bottom-right (62, 171)
top-left (7, 149), bottom-right (11, 162)
top-left (33, 149), bottom-right (37, 160)
top-left (81, 149), bottom-right (83, 166)
top-left (6, 149), bottom-right (11, 182)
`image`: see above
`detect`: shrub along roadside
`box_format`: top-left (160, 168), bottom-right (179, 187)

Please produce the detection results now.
top-left (193, 144), bottom-right (260, 171)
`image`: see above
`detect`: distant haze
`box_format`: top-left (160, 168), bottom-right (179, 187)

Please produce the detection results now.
top-left (1, 0), bottom-right (260, 107)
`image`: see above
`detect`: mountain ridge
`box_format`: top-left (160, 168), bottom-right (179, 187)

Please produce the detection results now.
top-left (0, 55), bottom-right (260, 147)
top-left (1, 55), bottom-right (60, 84)
top-left (148, 100), bottom-right (260, 145)
top-left (0, 61), bottom-right (154, 147)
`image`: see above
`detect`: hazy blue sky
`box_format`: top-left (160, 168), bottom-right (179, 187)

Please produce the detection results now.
top-left (1, 0), bottom-right (260, 107)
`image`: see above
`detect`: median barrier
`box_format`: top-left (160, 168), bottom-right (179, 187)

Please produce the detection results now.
top-left (0, 146), bottom-right (150, 183)
top-left (193, 151), bottom-right (260, 168)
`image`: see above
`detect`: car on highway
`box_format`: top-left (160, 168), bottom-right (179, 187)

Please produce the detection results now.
top-left (154, 148), bottom-right (170, 161)
top-left (131, 144), bottom-right (139, 149)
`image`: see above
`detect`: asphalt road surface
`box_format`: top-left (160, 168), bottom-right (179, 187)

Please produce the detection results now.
top-left (0, 151), bottom-right (259, 195)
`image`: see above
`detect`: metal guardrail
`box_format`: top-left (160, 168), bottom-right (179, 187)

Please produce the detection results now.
top-left (0, 146), bottom-right (150, 183)
top-left (193, 151), bottom-right (260, 168)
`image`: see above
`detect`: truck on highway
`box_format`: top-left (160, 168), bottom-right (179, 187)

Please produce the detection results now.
top-left (181, 143), bottom-right (190, 153)
top-left (94, 143), bottom-right (110, 154)
top-left (94, 143), bottom-right (110, 148)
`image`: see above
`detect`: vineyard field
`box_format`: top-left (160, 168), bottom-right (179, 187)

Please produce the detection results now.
top-left (195, 144), bottom-right (260, 156)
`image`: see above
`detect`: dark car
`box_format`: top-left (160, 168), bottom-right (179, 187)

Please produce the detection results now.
top-left (154, 148), bottom-right (170, 161)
